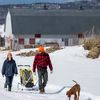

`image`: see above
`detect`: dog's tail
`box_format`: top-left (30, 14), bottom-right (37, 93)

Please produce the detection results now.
top-left (72, 80), bottom-right (78, 84)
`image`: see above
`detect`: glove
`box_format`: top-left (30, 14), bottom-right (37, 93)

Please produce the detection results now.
top-left (15, 74), bottom-right (17, 76)
top-left (33, 72), bottom-right (36, 76)
top-left (50, 71), bottom-right (53, 74)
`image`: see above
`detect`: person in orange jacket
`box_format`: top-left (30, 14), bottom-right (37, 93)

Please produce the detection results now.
top-left (33, 46), bottom-right (53, 93)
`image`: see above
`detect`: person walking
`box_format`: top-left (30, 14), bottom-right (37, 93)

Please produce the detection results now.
top-left (33, 46), bottom-right (53, 93)
top-left (2, 52), bottom-right (18, 91)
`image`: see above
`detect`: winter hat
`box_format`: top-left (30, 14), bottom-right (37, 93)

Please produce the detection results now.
top-left (7, 52), bottom-right (12, 57)
top-left (38, 46), bottom-right (45, 52)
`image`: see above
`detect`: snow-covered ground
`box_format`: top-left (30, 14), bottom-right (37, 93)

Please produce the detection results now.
top-left (0, 45), bottom-right (100, 100)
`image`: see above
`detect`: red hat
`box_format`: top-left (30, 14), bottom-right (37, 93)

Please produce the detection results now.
top-left (38, 46), bottom-right (45, 52)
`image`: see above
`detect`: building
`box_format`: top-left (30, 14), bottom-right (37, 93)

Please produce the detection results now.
top-left (0, 24), bottom-right (5, 47)
top-left (5, 8), bottom-right (100, 49)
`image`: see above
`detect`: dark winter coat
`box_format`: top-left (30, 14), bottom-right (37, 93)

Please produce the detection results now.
top-left (2, 59), bottom-right (18, 76)
top-left (33, 52), bottom-right (53, 72)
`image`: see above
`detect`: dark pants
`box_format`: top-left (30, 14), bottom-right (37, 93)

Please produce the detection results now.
top-left (37, 69), bottom-right (48, 90)
top-left (5, 76), bottom-right (13, 91)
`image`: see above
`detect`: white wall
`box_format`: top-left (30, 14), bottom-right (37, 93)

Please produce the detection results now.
top-left (35, 38), bottom-right (65, 46)
top-left (5, 11), bottom-right (13, 48)
top-left (0, 24), bottom-right (5, 38)
top-left (24, 38), bottom-right (29, 45)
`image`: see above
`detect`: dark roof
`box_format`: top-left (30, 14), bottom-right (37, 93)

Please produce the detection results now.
top-left (9, 9), bottom-right (100, 35)
top-left (10, 9), bottom-right (100, 16)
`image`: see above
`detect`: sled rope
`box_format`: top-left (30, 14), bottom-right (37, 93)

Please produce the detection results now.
top-left (16, 85), bottom-right (71, 94)
top-left (44, 85), bottom-right (71, 94)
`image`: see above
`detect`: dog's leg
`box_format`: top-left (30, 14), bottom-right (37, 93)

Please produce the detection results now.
top-left (69, 97), bottom-right (70, 100)
top-left (74, 93), bottom-right (77, 100)
top-left (78, 89), bottom-right (80, 100)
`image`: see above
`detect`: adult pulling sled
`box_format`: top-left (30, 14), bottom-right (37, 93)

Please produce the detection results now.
top-left (16, 65), bottom-right (69, 94)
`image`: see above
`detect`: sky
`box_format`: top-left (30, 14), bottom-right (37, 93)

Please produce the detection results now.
top-left (0, 0), bottom-right (65, 4)
top-left (0, 0), bottom-right (92, 5)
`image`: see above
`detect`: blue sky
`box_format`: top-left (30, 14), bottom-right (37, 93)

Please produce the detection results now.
top-left (0, 0), bottom-right (79, 4)
top-left (0, 0), bottom-right (65, 4)
top-left (0, 0), bottom-right (92, 5)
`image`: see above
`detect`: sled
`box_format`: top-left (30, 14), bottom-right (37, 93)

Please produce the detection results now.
top-left (17, 65), bottom-right (38, 90)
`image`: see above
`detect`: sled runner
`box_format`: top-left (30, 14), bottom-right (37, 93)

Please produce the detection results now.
top-left (17, 65), bottom-right (37, 90)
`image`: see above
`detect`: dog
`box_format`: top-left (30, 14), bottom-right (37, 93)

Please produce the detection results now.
top-left (66, 80), bottom-right (80, 100)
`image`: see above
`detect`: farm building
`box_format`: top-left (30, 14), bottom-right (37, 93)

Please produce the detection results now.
top-left (5, 9), bottom-right (100, 50)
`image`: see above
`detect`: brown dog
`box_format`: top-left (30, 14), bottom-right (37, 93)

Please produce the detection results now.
top-left (66, 80), bottom-right (80, 100)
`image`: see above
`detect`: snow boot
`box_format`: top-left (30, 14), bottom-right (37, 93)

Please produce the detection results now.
top-left (39, 88), bottom-right (45, 94)
top-left (4, 84), bottom-right (7, 88)
top-left (8, 88), bottom-right (11, 91)
top-left (43, 88), bottom-right (45, 93)
top-left (8, 86), bottom-right (11, 91)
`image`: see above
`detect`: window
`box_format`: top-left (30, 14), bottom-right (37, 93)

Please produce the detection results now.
top-left (29, 38), bottom-right (35, 44)
top-left (14, 40), bottom-right (17, 43)
top-left (19, 38), bottom-right (24, 44)
top-left (0, 36), bottom-right (5, 46)
top-left (35, 34), bottom-right (41, 38)
top-left (78, 33), bottom-right (84, 38)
